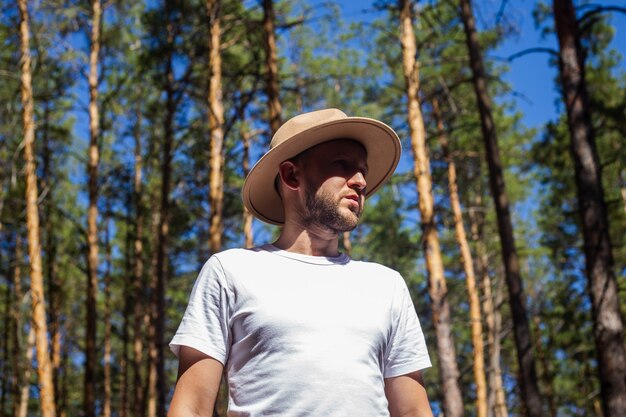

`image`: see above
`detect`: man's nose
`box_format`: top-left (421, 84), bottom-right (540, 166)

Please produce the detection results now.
top-left (348, 171), bottom-right (367, 191)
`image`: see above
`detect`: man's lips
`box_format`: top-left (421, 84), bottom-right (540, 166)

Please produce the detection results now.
top-left (344, 194), bottom-right (361, 208)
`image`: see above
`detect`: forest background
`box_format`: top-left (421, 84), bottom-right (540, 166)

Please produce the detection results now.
top-left (1, 0), bottom-right (625, 417)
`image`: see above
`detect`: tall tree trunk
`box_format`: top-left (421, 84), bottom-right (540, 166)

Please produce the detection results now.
top-left (552, 1), bottom-right (626, 415)
top-left (42, 103), bottom-right (62, 417)
top-left (18, 1), bottom-right (57, 415)
top-left (458, 0), bottom-right (543, 415)
top-left (133, 105), bottom-right (145, 417)
top-left (85, 1), bottom-right (102, 416)
top-left (469, 195), bottom-right (508, 417)
top-left (146, 207), bottom-right (160, 417)
top-left (531, 316), bottom-right (556, 417)
top-left (154, 5), bottom-right (175, 414)
top-left (399, 2), bottom-right (463, 416)
top-left (17, 327), bottom-right (36, 417)
top-left (207, 0), bottom-right (225, 254)
top-left (241, 127), bottom-right (254, 248)
top-left (11, 234), bottom-right (23, 417)
top-left (120, 202), bottom-right (131, 417)
top-left (102, 208), bottom-right (112, 417)
top-left (433, 97), bottom-right (487, 417)
top-left (262, 0), bottom-right (282, 134)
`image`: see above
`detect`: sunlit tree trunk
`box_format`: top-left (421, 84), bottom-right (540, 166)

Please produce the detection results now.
top-left (42, 103), bottom-right (62, 417)
top-left (262, 0), bottom-right (282, 133)
top-left (207, 0), bottom-right (225, 254)
top-left (458, 0), bottom-right (543, 414)
top-left (552, 1), bottom-right (626, 415)
top-left (468, 192), bottom-right (508, 417)
top-left (433, 97), bottom-right (487, 417)
top-left (85, 1), bottom-right (102, 415)
top-left (399, 2), bottom-right (463, 416)
top-left (18, 1), bottom-right (56, 415)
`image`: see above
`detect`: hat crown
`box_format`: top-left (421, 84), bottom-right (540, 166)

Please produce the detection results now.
top-left (270, 108), bottom-right (347, 149)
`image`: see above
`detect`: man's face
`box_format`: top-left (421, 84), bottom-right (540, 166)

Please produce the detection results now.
top-left (298, 139), bottom-right (368, 234)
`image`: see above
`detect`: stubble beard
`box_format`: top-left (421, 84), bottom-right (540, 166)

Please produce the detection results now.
top-left (303, 186), bottom-right (361, 234)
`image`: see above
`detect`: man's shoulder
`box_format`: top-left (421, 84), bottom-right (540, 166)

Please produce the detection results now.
top-left (211, 245), bottom-right (267, 264)
top-left (347, 257), bottom-right (403, 279)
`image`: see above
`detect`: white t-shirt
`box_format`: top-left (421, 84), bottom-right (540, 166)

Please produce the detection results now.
top-left (170, 244), bottom-right (431, 417)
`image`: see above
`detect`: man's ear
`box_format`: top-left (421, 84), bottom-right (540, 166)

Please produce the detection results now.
top-left (278, 161), bottom-right (300, 191)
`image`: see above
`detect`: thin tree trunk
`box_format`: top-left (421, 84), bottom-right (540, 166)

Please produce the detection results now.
top-left (532, 316), bottom-right (556, 417)
top-left (207, 0), bottom-right (225, 254)
top-left (11, 234), bottom-right (23, 417)
top-left (18, 1), bottom-right (57, 415)
top-left (2, 267), bottom-right (10, 416)
top-left (17, 326), bottom-right (36, 417)
top-left (102, 208), bottom-right (112, 417)
top-left (469, 194), bottom-right (509, 417)
top-left (552, 2), bottom-right (626, 415)
top-left (458, 0), bottom-right (543, 414)
top-left (262, 0), bottom-right (282, 134)
top-left (42, 102), bottom-right (62, 417)
top-left (433, 97), bottom-right (487, 417)
top-left (120, 203), bottom-right (131, 417)
top-left (85, 1), bottom-right (102, 416)
top-left (241, 128), bottom-right (254, 248)
top-left (133, 104), bottom-right (145, 417)
top-left (146, 207), bottom-right (160, 417)
top-left (154, 8), bottom-right (176, 412)
top-left (399, 2), bottom-right (463, 416)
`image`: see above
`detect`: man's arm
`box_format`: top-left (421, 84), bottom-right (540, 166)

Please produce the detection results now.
top-left (384, 370), bottom-right (434, 417)
top-left (168, 346), bottom-right (224, 417)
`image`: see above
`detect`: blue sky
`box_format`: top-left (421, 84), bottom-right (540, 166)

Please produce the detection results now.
top-left (330, 0), bottom-right (626, 131)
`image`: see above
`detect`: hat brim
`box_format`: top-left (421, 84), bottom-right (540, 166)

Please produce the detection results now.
top-left (242, 117), bottom-right (401, 225)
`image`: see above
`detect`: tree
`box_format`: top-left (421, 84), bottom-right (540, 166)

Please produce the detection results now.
top-left (17, 0), bottom-right (57, 415)
top-left (458, 0), bottom-right (544, 415)
top-left (399, 1), bottom-right (464, 415)
top-left (432, 96), bottom-right (487, 417)
top-left (262, 0), bottom-right (283, 134)
top-left (207, 0), bottom-right (226, 254)
top-left (552, 1), bottom-right (626, 415)
top-left (85, 1), bottom-right (103, 416)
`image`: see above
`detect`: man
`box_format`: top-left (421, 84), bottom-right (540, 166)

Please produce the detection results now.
top-left (168, 109), bottom-right (433, 417)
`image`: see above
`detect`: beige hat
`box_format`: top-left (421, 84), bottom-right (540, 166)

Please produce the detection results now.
top-left (242, 108), bottom-right (401, 225)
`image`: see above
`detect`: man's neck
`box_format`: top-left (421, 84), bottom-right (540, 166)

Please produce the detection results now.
top-left (273, 220), bottom-right (340, 257)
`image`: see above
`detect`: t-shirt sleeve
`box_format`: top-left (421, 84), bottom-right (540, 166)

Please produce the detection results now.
top-left (383, 275), bottom-right (432, 378)
top-left (169, 256), bottom-right (231, 365)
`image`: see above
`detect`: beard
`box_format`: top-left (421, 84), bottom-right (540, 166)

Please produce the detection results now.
top-left (302, 185), bottom-right (361, 234)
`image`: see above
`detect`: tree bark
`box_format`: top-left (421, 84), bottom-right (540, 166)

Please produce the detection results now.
top-left (207, 0), bottom-right (225, 254)
top-left (102, 208), bottom-right (112, 417)
top-left (154, 5), bottom-right (176, 414)
top-left (241, 127), bottom-right (254, 248)
top-left (85, 1), bottom-right (102, 416)
top-left (433, 97), bottom-right (487, 417)
top-left (399, 2), bottom-right (464, 416)
top-left (42, 102), bottom-right (62, 417)
top-left (17, 326), bottom-right (35, 417)
top-left (18, 1), bottom-right (57, 415)
top-left (11, 234), bottom-right (23, 417)
top-left (552, 1), bottom-right (626, 415)
top-left (458, 0), bottom-right (543, 415)
top-left (132, 103), bottom-right (145, 417)
top-left (262, 0), bottom-right (282, 134)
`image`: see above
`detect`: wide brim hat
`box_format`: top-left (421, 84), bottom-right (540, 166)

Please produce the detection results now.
top-left (242, 108), bottom-right (401, 225)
